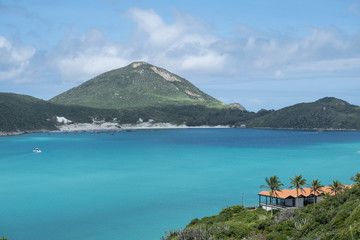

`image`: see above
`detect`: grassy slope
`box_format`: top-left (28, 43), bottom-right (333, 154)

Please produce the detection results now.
top-left (163, 184), bottom-right (360, 240)
top-left (50, 62), bottom-right (224, 109)
top-left (247, 97), bottom-right (360, 130)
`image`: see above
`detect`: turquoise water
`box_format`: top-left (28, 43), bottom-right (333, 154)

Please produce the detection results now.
top-left (0, 129), bottom-right (360, 239)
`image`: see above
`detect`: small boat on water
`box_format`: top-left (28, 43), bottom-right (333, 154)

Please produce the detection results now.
top-left (33, 148), bottom-right (42, 153)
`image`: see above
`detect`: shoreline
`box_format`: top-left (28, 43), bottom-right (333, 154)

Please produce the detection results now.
top-left (248, 126), bottom-right (360, 132)
top-left (1, 123), bottom-right (359, 137)
top-left (57, 122), bottom-right (231, 132)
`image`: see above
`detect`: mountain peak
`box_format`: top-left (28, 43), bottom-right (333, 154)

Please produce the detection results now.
top-left (130, 61), bottom-right (149, 68)
top-left (316, 97), bottom-right (349, 106)
top-left (50, 62), bottom-right (224, 110)
top-left (126, 62), bottom-right (182, 82)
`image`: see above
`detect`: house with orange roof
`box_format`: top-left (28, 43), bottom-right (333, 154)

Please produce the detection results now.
top-left (258, 185), bottom-right (353, 210)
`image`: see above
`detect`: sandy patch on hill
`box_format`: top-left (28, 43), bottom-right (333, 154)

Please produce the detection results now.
top-left (150, 66), bottom-right (181, 82)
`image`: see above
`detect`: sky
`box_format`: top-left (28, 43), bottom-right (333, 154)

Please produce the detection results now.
top-left (1, 0), bottom-right (360, 111)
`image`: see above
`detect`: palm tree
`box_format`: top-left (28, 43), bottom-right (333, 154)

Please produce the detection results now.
top-left (330, 180), bottom-right (343, 194)
top-left (289, 175), bottom-right (307, 207)
top-left (309, 179), bottom-right (323, 204)
top-left (350, 172), bottom-right (360, 185)
top-left (260, 175), bottom-right (284, 216)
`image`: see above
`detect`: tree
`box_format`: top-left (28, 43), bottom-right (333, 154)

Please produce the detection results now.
top-left (323, 191), bottom-right (331, 199)
top-left (330, 180), bottom-right (343, 194)
top-left (260, 175), bottom-right (284, 216)
top-left (309, 179), bottom-right (324, 204)
top-left (289, 175), bottom-right (307, 207)
top-left (350, 172), bottom-right (360, 184)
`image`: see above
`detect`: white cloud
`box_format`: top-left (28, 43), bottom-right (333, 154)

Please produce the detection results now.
top-left (56, 55), bottom-right (129, 80)
top-left (49, 29), bottom-right (131, 81)
top-left (227, 26), bottom-right (360, 83)
top-left (0, 36), bottom-right (36, 81)
top-left (285, 57), bottom-right (360, 73)
top-left (127, 8), bottom-right (228, 74)
top-left (179, 51), bottom-right (227, 72)
top-left (1, 7), bottom-right (359, 109)
top-left (274, 70), bottom-right (284, 78)
top-left (22, 9), bottom-right (228, 84)
top-left (128, 8), bottom-right (183, 46)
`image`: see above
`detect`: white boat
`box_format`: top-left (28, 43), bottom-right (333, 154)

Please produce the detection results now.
top-left (33, 148), bottom-right (42, 153)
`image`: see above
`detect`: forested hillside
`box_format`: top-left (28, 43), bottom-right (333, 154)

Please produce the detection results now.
top-left (247, 97), bottom-right (360, 130)
top-left (0, 93), bottom-right (251, 133)
top-left (1, 92), bottom-right (360, 134)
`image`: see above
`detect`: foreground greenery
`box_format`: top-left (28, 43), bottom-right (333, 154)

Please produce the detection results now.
top-left (162, 183), bottom-right (360, 240)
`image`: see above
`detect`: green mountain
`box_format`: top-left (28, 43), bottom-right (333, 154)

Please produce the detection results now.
top-left (50, 62), bottom-right (225, 109)
top-left (0, 93), bottom-right (122, 133)
top-left (0, 93), bottom-right (250, 133)
top-left (0, 93), bottom-right (56, 132)
top-left (163, 184), bottom-right (360, 240)
top-left (2, 90), bottom-right (360, 134)
top-left (247, 97), bottom-right (360, 130)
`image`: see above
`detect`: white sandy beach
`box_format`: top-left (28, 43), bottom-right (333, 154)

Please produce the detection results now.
top-left (58, 121), bottom-right (230, 131)
top-left (0, 120), bottom-right (230, 136)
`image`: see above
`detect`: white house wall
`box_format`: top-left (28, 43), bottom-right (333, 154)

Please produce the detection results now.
top-left (285, 198), bottom-right (294, 206)
top-left (316, 196), bottom-right (323, 202)
top-left (296, 197), bottom-right (304, 207)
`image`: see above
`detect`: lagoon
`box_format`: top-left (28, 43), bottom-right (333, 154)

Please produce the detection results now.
top-left (0, 129), bottom-right (359, 239)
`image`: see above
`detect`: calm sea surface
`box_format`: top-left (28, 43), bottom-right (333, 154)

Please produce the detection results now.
top-left (0, 129), bottom-right (360, 239)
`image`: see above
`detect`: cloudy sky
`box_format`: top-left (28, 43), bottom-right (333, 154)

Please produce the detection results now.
top-left (1, 0), bottom-right (359, 111)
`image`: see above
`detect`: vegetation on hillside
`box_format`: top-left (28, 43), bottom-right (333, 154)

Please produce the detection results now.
top-left (117, 105), bottom-right (255, 126)
top-left (0, 93), bottom-right (121, 132)
top-left (2, 92), bottom-right (360, 134)
top-left (49, 62), bottom-right (225, 109)
top-left (0, 93), bottom-right (253, 133)
top-left (162, 174), bottom-right (360, 240)
top-left (247, 97), bottom-right (360, 129)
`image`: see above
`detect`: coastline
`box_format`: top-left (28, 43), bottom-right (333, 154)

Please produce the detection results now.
top-left (0, 129), bottom-right (54, 137)
top-left (249, 127), bottom-right (360, 132)
top-left (1, 122), bottom-right (359, 137)
top-left (57, 121), bottom-right (230, 131)
top-left (0, 122), bottom-right (231, 137)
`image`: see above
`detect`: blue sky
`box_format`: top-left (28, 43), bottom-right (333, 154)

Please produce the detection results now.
top-left (1, 0), bottom-right (359, 111)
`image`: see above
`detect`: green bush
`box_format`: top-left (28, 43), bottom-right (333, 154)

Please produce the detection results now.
top-left (163, 184), bottom-right (360, 240)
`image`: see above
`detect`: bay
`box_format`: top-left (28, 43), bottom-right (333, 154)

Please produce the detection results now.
top-left (0, 129), bottom-right (359, 239)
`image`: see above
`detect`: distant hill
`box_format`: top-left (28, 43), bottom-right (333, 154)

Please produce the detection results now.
top-left (0, 93), bottom-right (122, 133)
top-left (0, 93), bottom-right (56, 132)
top-left (1, 92), bottom-right (360, 133)
top-left (50, 62), bottom-right (225, 109)
top-left (0, 93), bottom-right (250, 133)
top-left (247, 97), bottom-right (360, 130)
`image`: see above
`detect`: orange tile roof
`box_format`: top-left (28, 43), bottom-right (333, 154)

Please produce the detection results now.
top-left (259, 185), bottom-right (353, 199)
